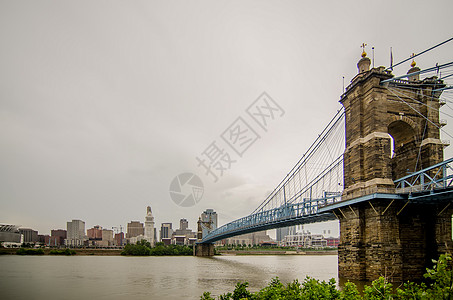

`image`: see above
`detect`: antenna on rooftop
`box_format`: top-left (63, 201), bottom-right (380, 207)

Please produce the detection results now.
top-left (372, 47), bottom-right (375, 68)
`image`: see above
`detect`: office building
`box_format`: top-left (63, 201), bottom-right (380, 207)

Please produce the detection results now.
top-left (51, 229), bottom-right (67, 245)
top-left (98, 229), bottom-right (114, 247)
top-left (65, 219), bottom-right (87, 247)
top-left (172, 219), bottom-right (196, 245)
top-left (126, 221), bottom-right (144, 239)
top-left (160, 223), bottom-right (173, 241)
top-left (87, 225), bottom-right (103, 240)
top-left (114, 232), bottom-right (124, 246)
top-left (19, 228), bottom-right (39, 243)
top-left (128, 206), bottom-right (157, 245)
top-left (179, 219), bottom-right (188, 231)
top-left (276, 226), bottom-right (296, 242)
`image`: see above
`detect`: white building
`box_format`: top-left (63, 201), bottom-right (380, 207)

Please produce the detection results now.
top-left (130, 206), bottom-right (156, 246)
top-left (144, 206), bottom-right (156, 246)
top-left (226, 230), bottom-right (271, 246)
top-left (282, 233), bottom-right (327, 248)
top-left (65, 219), bottom-right (87, 247)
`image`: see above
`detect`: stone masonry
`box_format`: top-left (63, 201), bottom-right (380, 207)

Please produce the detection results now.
top-left (337, 199), bottom-right (453, 281)
top-left (338, 49), bottom-right (450, 281)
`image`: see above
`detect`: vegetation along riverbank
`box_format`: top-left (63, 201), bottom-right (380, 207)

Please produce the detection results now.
top-left (201, 253), bottom-right (453, 300)
top-left (2, 243), bottom-right (337, 256)
top-left (121, 240), bottom-right (193, 256)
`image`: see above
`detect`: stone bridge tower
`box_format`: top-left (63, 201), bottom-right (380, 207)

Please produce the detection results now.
top-left (341, 49), bottom-right (445, 200)
top-left (337, 46), bottom-right (450, 282)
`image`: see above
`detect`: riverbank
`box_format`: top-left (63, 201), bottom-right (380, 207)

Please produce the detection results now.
top-left (0, 248), bottom-right (123, 255)
top-left (218, 249), bottom-right (337, 255)
top-left (1, 247), bottom-right (337, 256)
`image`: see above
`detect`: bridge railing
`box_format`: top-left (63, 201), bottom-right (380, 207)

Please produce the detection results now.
top-left (201, 193), bottom-right (342, 243)
top-left (394, 157), bottom-right (453, 194)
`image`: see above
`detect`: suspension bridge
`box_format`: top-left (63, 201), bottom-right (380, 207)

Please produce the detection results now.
top-left (196, 38), bottom-right (453, 281)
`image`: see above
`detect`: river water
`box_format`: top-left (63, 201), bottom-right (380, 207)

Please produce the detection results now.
top-left (0, 255), bottom-right (338, 299)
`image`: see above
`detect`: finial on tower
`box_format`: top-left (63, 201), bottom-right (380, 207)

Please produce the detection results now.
top-left (407, 53), bottom-right (420, 81)
top-left (361, 43), bottom-right (367, 58)
top-left (357, 43), bottom-right (371, 73)
top-left (410, 53), bottom-right (416, 67)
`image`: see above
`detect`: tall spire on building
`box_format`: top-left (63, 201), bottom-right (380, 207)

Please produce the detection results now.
top-left (144, 205), bottom-right (155, 246)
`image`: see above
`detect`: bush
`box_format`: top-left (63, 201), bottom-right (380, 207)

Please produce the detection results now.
top-left (49, 249), bottom-right (76, 255)
top-left (16, 248), bottom-right (44, 255)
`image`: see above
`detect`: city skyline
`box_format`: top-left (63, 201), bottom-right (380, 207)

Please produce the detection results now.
top-left (1, 1), bottom-right (453, 236)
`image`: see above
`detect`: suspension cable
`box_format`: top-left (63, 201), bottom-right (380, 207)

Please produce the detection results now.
top-left (386, 37), bottom-right (453, 71)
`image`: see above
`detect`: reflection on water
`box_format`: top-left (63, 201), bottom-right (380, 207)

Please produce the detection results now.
top-left (0, 255), bottom-right (339, 299)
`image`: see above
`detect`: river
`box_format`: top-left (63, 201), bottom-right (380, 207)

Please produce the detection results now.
top-left (0, 255), bottom-right (338, 299)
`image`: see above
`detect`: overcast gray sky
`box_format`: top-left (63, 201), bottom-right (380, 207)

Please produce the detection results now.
top-left (1, 0), bottom-right (453, 235)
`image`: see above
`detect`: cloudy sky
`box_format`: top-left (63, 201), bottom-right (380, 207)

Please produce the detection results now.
top-left (1, 1), bottom-right (453, 235)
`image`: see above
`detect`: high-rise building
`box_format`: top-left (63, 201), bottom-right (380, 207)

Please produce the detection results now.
top-left (49, 229), bottom-right (67, 246)
top-left (87, 225), bottom-right (103, 240)
top-left (114, 232), bottom-right (124, 246)
top-left (160, 223), bottom-right (173, 241)
top-left (65, 219), bottom-right (87, 247)
top-left (144, 206), bottom-right (156, 246)
top-left (276, 226), bottom-right (296, 242)
top-left (127, 206), bottom-right (157, 245)
top-left (99, 229), bottom-right (114, 247)
top-left (172, 219), bottom-right (196, 245)
top-left (19, 228), bottom-right (39, 243)
top-left (126, 221), bottom-right (144, 238)
top-left (180, 219), bottom-right (188, 231)
top-left (201, 209), bottom-right (218, 238)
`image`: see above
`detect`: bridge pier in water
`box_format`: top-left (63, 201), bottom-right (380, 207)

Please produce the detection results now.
top-left (194, 243), bottom-right (214, 257)
top-left (337, 199), bottom-right (453, 281)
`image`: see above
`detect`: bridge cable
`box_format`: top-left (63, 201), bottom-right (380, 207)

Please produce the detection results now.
top-left (386, 37), bottom-right (453, 71)
top-left (251, 109), bottom-right (345, 214)
top-left (386, 87), bottom-right (453, 140)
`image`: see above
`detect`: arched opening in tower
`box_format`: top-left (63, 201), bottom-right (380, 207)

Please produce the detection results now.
top-left (388, 120), bottom-right (418, 181)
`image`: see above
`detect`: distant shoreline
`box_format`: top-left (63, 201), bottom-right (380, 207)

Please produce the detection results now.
top-left (218, 250), bottom-right (337, 256)
top-left (0, 248), bottom-right (123, 256)
top-left (1, 248), bottom-right (338, 256)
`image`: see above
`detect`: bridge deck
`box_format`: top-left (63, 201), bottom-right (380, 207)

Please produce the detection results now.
top-left (200, 157), bottom-right (453, 244)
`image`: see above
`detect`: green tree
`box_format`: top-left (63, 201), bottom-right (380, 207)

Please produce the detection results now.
top-left (423, 253), bottom-right (453, 299)
top-left (231, 282), bottom-right (253, 300)
top-left (363, 277), bottom-right (393, 300)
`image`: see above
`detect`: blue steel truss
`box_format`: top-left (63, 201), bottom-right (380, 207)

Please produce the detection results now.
top-left (394, 157), bottom-right (453, 200)
top-left (200, 158), bottom-right (453, 244)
